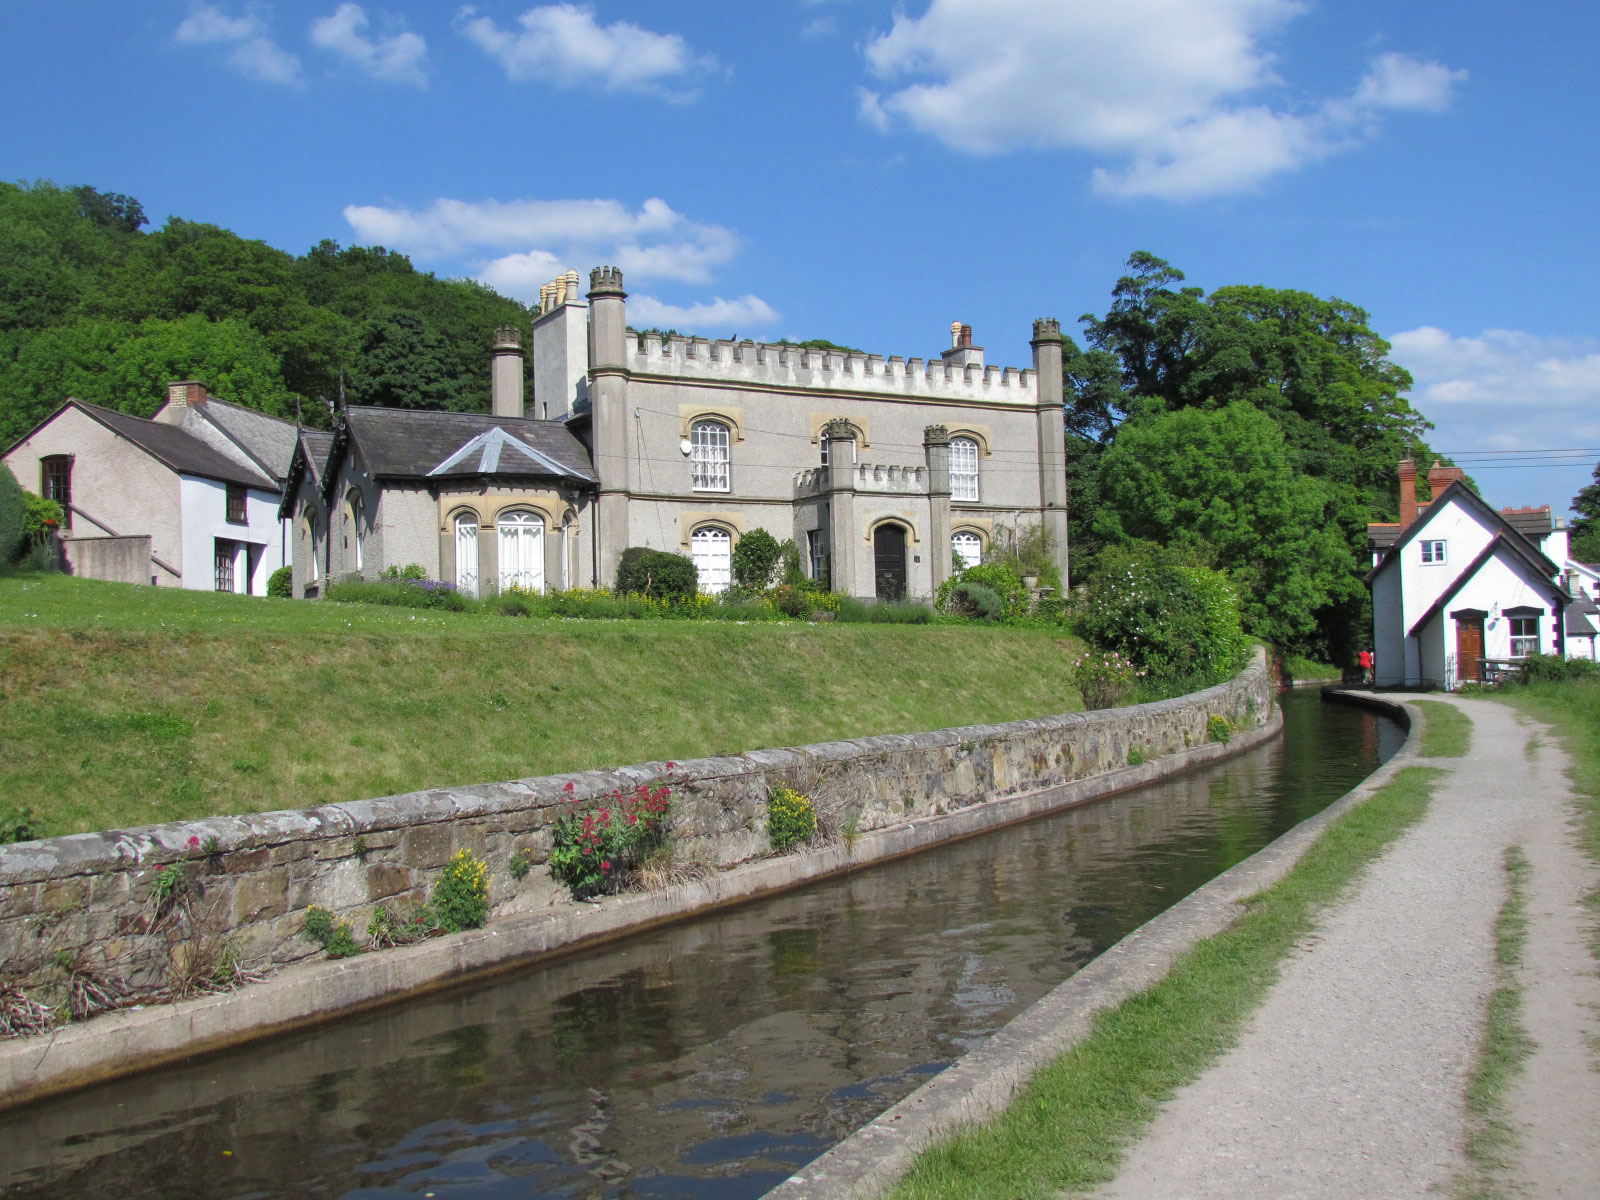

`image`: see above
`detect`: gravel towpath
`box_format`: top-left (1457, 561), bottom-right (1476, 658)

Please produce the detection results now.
top-left (1089, 695), bottom-right (1600, 1200)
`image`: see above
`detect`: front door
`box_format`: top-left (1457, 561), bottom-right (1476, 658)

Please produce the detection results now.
top-left (873, 524), bottom-right (907, 601)
top-left (1456, 616), bottom-right (1485, 682)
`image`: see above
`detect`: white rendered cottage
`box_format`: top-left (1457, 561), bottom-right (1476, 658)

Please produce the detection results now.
top-left (1366, 458), bottom-right (1570, 688)
top-left (3, 384), bottom-right (293, 593)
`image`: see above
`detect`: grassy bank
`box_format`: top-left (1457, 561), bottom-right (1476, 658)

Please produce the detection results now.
top-left (0, 574), bottom-right (1085, 838)
top-left (886, 765), bottom-right (1442, 1200)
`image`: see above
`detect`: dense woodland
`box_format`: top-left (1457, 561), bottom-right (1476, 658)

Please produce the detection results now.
top-left (0, 180), bottom-right (530, 444)
top-left (3, 183), bottom-right (1473, 659)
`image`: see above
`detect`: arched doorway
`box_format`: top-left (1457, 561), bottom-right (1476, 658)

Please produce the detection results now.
top-left (873, 523), bottom-right (907, 601)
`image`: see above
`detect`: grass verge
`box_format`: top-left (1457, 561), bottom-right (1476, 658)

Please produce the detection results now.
top-left (1414, 698), bottom-right (1474, 757)
top-left (0, 574), bottom-right (1085, 838)
top-left (1457, 845), bottom-right (1534, 1200)
top-left (886, 765), bottom-right (1442, 1200)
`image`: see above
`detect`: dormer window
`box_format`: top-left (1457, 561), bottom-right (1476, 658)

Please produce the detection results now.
top-left (1420, 539), bottom-right (1446, 564)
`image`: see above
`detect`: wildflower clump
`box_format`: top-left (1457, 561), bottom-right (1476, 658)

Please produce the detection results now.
top-left (766, 785), bottom-right (817, 853)
top-left (1070, 649), bottom-right (1144, 711)
top-left (548, 781), bottom-right (673, 898)
top-left (302, 905), bottom-right (360, 959)
top-left (1208, 713), bottom-right (1234, 744)
top-left (431, 849), bottom-right (491, 931)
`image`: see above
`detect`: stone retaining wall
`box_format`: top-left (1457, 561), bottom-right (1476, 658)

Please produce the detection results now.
top-left (0, 651), bottom-right (1272, 1005)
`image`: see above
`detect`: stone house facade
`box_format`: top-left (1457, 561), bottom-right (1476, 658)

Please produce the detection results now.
top-left (287, 267), bottom-right (1070, 600)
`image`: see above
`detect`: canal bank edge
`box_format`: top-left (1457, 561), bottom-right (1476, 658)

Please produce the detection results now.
top-left (765, 687), bottom-right (1417, 1200)
top-left (0, 651), bottom-right (1274, 1110)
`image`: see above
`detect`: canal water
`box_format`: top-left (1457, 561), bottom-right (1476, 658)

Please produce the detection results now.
top-left (0, 690), bottom-right (1401, 1199)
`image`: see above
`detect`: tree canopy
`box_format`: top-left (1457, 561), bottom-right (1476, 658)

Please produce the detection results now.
top-left (1067, 252), bottom-right (1443, 657)
top-left (0, 181), bottom-right (531, 446)
top-left (1571, 462), bottom-right (1600, 563)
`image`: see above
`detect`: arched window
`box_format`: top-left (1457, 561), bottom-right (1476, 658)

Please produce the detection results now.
top-left (348, 492), bottom-right (364, 571)
top-left (498, 510), bottom-right (545, 593)
top-left (454, 512), bottom-right (479, 597)
top-left (950, 437), bottom-right (979, 502)
top-left (304, 517), bottom-right (320, 583)
top-left (691, 420), bottom-right (730, 492)
top-left (952, 531), bottom-right (982, 571)
top-left (691, 526), bottom-right (732, 594)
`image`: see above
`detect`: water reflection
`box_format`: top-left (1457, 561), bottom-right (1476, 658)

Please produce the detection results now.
top-left (0, 691), bottom-right (1399, 1199)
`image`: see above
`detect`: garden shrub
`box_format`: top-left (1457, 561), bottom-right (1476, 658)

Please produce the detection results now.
top-left (615, 546), bottom-right (698, 601)
top-left (1078, 546), bottom-right (1247, 686)
top-left (984, 523), bottom-right (1062, 593)
top-left (549, 780), bottom-right (673, 898)
top-left (936, 562), bottom-right (1026, 618)
top-left (266, 565), bottom-right (292, 598)
top-left (767, 785), bottom-right (817, 852)
top-left (326, 578), bottom-right (473, 611)
top-left (1505, 652), bottom-right (1600, 685)
top-left (1071, 648), bottom-right (1141, 710)
top-left (769, 584), bottom-right (812, 619)
top-left (731, 528), bottom-right (781, 591)
top-left (946, 580), bottom-right (1003, 621)
top-left (0, 466), bottom-right (27, 563)
top-left (380, 563), bottom-right (427, 581)
top-left (430, 849), bottom-right (490, 932)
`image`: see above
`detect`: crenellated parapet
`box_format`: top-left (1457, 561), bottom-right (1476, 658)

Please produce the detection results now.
top-left (627, 330), bottom-right (1038, 406)
top-left (1031, 317), bottom-right (1062, 344)
top-left (588, 265), bottom-right (626, 297)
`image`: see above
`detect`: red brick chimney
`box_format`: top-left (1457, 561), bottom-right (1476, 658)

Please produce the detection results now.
top-left (1427, 460), bottom-right (1466, 495)
top-left (1398, 454), bottom-right (1418, 530)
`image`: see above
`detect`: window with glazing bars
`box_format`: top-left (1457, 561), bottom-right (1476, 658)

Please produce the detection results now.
top-left (226, 483), bottom-right (247, 524)
top-left (691, 421), bottom-right (730, 492)
top-left (1509, 615), bottom-right (1539, 658)
top-left (214, 540), bottom-right (236, 592)
top-left (950, 437), bottom-right (979, 501)
top-left (41, 455), bottom-right (72, 529)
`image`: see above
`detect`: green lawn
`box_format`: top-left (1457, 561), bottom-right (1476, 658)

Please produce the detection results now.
top-left (0, 573), bottom-right (1085, 837)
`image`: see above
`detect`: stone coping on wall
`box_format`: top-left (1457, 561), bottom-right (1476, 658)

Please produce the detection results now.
top-left (765, 690), bottom-right (1417, 1199)
top-left (0, 650), bottom-right (1273, 1109)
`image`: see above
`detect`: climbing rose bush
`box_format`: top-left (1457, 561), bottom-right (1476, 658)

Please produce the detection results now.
top-left (549, 780), bottom-right (673, 898)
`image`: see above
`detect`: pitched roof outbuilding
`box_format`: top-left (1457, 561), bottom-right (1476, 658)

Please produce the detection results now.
top-left (72, 401), bottom-right (276, 489)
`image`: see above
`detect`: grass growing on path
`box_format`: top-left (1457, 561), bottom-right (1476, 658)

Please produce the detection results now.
top-left (1458, 845), bottom-right (1534, 1200)
top-left (1493, 678), bottom-right (1600, 951)
top-left (1415, 699), bottom-right (1474, 757)
top-left (886, 765), bottom-right (1442, 1200)
top-left (0, 574), bottom-right (1085, 838)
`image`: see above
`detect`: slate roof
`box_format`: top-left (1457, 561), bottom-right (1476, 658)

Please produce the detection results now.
top-left (1498, 505), bottom-right (1553, 542)
top-left (1566, 595), bottom-right (1599, 638)
top-left (339, 406), bottom-right (597, 485)
top-left (194, 398), bottom-right (299, 482)
top-left (72, 401), bottom-right (275, 490)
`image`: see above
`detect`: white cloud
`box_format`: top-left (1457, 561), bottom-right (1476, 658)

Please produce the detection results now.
top-left (175, 3), bottom-right (302, 86)
top-left (629, 294), bottom-right (781, 332)
top-left (343, 196), bottom-right (739, 285)
top-left (310, 3), bottom-right (429, 87)
top-left (457, 3), bottom-right (716, 100)
top-left (1389, 326), bottom-right (1600, 510)
top-left (859, 0), bottom-right (1465, 201)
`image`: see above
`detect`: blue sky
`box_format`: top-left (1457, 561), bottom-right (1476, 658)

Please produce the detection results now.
top-left (5, 0), bottom-right (1597, 514)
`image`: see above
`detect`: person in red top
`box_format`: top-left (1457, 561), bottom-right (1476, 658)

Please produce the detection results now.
top-left (1358, 648), bottom-right (1373, 685)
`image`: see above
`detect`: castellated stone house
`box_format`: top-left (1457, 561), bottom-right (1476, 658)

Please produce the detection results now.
top-left (285, 266), bottom-right (1071, 602)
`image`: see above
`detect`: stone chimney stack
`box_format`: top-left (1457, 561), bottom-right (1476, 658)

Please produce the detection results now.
top-left (490, 326), bottom-right (525, 419)
top-left (940, 321), bottom-right (985, 370)
top-left (532, 269), bottom-right (591, 421)
top-left (1031, 317), bottom-right (1072, 586)
top-left (160, 380), bottom-right (206, 425)
top-left (1398, 454), bottom-right (1419, 530)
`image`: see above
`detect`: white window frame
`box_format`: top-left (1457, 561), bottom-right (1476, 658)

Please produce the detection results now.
top-left (497, 510), bottom-right (545, 594)
top-left (950, 437), bottom-right (979, 502)
top-left (952, 531), bottom-right (982, 571)
top-left (691, 421), bottom-right (731, 493)
top-left (561, 521), bottom-right (572, 591)
top-left (1420, 539), bottom-right (1446, 564)
top-left (1509, 615), bottom-right (1539, 658)
top-left (691, 526), bottom-right (733, 594)
top-left (454, 512), bottom-right (479, 597)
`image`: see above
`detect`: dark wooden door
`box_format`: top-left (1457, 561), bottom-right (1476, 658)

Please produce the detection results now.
top-left (1456, 617), bottom-right (1484, 681)
top-left (874, 524), bottom-right (907, 601)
